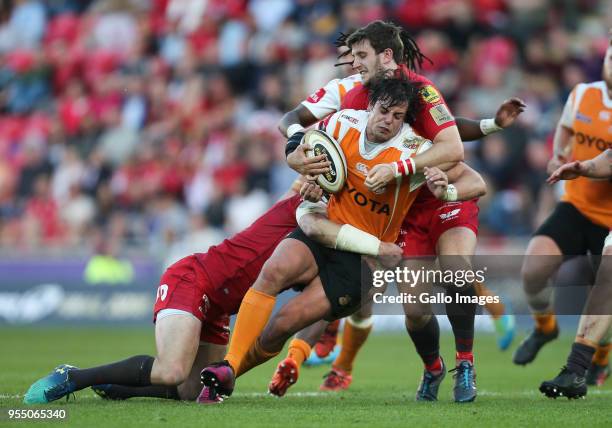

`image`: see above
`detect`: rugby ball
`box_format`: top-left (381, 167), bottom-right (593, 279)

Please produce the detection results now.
top-left (407, 135), bottom-right (433, 192)
top-left (302, 129), bottom-right (348, 194)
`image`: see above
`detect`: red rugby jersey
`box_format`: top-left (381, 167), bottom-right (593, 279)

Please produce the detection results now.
top-left (194, 194), bottom-right (301, 314)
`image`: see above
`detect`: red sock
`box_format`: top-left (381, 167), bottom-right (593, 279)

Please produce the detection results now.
top-left (456, 351), bottom-right (474, 364)
top-left (425, 356), bottom-right (443, 374)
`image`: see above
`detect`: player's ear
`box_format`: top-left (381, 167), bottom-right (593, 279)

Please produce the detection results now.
top-left (381, 48), bottom-right (394, 65)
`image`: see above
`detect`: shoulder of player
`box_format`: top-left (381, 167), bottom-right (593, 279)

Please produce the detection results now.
top-left (340, 73), bottom-right (363, 86)
top-left (324, 73), bottom-right (363, 92)
top-left (573, 81), bottom-right (607, 97)
top-left (396, 124), bottom-right (418, 144)
top-left (398, 70), bottom-right (445, 107)
top-left (407, 70), bottom-right (434, 86)
top-left (382, 124), bottom-right (424, 155)
top-left (571, 81), bottom-right (610, 107)
top-left (343, 79), bottom-right (367, 99)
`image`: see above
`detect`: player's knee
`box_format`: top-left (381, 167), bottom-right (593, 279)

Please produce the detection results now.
top-left (405, 314), bottom-right (431, 330)
top-left (403, 299), bottom-right (431, 320)
top-left (355, 302), bottom-right (374, 318)
top-left (438, 256), bottom-right (471, 274)
top-left (157, 363), bottom-right (190, 386)
top-left (257, 258), bottom-right (293, 294)
top-left (349, 311), bottom-right (371, 325)
top-left (521, 264), bottom-right (545, 294)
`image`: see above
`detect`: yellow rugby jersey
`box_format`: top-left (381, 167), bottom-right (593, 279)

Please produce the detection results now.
top-left (323, 109), bottom-right (425, 242)
top-left (559, 81), bottom-right (612, 228)
top-left (301, 74), bottom-right (363, 120)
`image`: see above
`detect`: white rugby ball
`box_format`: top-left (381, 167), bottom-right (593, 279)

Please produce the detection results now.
top-left (408, 135), bottom-right (433, 192)
top-left (302, 129), bottom-right (347, 194)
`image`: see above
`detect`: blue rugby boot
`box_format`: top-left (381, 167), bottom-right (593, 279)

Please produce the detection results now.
top-left (495, 313), bottom-right (516, 351)
top-left (304, 345), bottom-right (341, 367)
top-left (450, 361), bottom-right (477, 403)
top-left (416, 358), bottom-right (446, 401)
top-left (24, 364), bottom-right (78, 404)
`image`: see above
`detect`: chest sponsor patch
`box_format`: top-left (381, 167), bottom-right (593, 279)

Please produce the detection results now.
top-left (429, 104), bottom-right (454, 126)
top-left (599, 111), bottom-right (611, 122)
top-left (340, 114), bottom-right (359, 124)
top-left (421, 85), bottom-right (441, 104)
top-left (576, 112), bottom-right (592, 124)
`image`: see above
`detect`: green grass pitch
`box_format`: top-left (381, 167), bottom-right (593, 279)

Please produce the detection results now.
top-left (1, 326), bottom-right (612, 427)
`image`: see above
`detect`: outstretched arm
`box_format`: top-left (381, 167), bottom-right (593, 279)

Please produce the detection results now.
top-left (547, 149), bottom-right (612, 184)
top-left (278, 104), bottom-right (319, 137)
top-left (454, 98), bottom-right (527, 141)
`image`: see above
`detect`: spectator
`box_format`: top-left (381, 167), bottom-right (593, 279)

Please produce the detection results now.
top-left (83, 231), bottom-right (134, 285)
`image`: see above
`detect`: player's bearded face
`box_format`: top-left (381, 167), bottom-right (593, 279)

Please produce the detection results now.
top-left (351, 40), bottom-right (383, 85)
top-left (366, 101), bottom-right (408, 143)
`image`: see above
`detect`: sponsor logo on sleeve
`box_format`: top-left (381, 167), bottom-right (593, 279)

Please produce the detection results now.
top-left (420, 85), bottom-right (441, 104)
top-left (429, 105), bottom-right (454, 126)
top-left (356, 162), bottom-right (369, 176)
top-left (306, 87), bottom-right (326, 103)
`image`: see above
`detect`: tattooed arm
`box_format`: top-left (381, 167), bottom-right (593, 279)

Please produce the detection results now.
top-left (547, 149), bottom-right (612, 184)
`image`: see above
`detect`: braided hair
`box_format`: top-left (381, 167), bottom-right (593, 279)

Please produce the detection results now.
top-left (334, 30), bottom-right (355, 67)
top-left (397, 28), bottom-right (432, 72)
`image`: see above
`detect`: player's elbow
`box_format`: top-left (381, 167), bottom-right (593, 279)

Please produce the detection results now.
top-left (278, 111), bottom-right (291, 135)
top-left (450, 142), bottom-right (464, 163)
top-left (473, 174), bottom-right (487, 198)
top-left (434, 127), bottom-right (464, 163)
top-left (279, 109), bottom-right (301, 136)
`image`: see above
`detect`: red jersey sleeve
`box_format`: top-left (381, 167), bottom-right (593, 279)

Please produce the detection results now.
top-left (408, 72), bottom-right (456, 140)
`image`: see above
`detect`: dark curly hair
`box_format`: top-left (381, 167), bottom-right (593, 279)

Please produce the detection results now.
top-left (368, 73), bottom-right (424, 125)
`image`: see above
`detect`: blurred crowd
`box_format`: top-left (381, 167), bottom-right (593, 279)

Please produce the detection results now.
top-left (0, 0), bottom-right (610, 261)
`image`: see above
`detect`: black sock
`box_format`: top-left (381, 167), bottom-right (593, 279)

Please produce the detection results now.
top-left (566, 343), bottom-right (596, 377)
top-left (69, 355), bottom-right (155, 391)
top-left (407, 316), bottom-right (440, 367)
top-left (97, 384), bottom-right (180, 400)
top-left (446, 286), bottom-right (476, 353)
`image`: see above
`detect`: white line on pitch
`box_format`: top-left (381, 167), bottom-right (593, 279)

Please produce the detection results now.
top-left (233, 391), bottom-right (329, 398)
